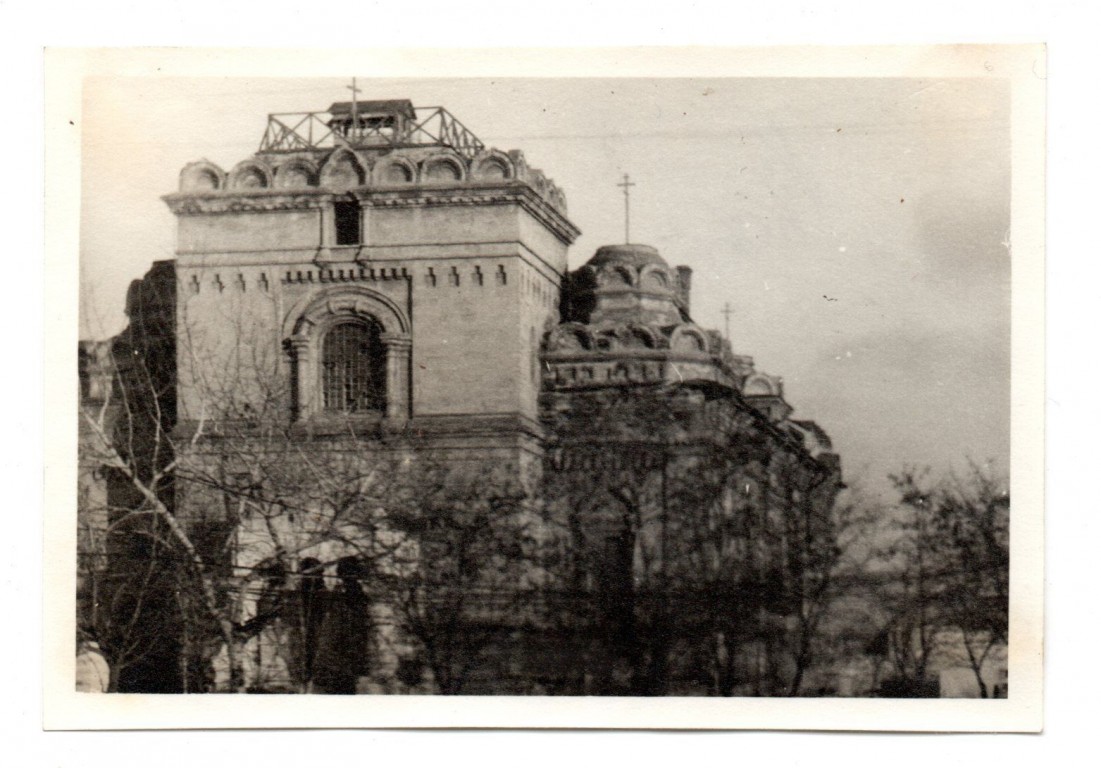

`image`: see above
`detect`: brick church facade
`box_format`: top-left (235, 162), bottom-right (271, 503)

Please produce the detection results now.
top-left (79, 97), bottom-right (842, 695)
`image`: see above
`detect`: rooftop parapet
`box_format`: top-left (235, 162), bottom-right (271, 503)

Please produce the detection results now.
top-left (258, 102), bottom-right (485, 160)
top-left (170, 99), bottom-right (572, 221)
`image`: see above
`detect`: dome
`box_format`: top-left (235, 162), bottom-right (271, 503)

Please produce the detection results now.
top-left (585, 244), bottom-right (668, 271)
top-left (570, 244), bottom-right (684, 327)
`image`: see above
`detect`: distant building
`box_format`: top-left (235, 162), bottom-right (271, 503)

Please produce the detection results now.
top-left (79, 95), bottom-right (841, 694)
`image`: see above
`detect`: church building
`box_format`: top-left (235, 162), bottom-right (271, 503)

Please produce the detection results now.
top-left (79, 94), bottom-right (842, 695)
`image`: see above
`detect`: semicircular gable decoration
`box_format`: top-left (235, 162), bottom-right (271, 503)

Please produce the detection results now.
top-left (549, 186), bottom-right (568, 213)
top-left (472, 151), bottom-right (514, 181)
top-left (640, 266), bottom-right (671, 292)
top-left (547, 324), bottom-right (592, 352)
top-left (622, 324), bottom-right (659, 349)
top-left (320, 149), bottom-right (367, 189)
top-left (179, 160), bottom-right (226, 192)
top-left (374, 158), bottom-right (416, 185)
top-left (229, 161), bottom-right (273, 190)
top-left (529, 170), bottom-right (550, 197)
top-left (508, 149), bottom-right (528, 179)
top-left (671, 325), bottom-right (708, 353)
top-left (598, 265), bottom-right (635, 288)
top-left (275, 159), bottom-right (318, 189)
top-left (742, 374), bottom-right (776, 397)
top-left (421, 153), bottom-right (465, 183)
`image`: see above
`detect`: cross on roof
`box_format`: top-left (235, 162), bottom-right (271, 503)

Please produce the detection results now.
top-left (721, 302), bottom-right (734, 341)
top-left (346, 77), bottom-right (361, 122)
top-left (617, 173), bottom-right (636, 244)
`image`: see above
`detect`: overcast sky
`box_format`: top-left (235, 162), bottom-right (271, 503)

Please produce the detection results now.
top-left (79, 76), bottom-right (1010, 496)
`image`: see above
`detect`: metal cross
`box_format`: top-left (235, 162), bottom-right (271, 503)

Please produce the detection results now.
top-left (721, 302), bottom-right (734, 341)
top-left (346, 77), bottom-right (362, 126)
top-left (617, 173), bottom-right (636, 244)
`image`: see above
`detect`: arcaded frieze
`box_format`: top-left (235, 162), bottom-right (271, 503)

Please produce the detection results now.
top-left (171, 146), bottom-right (570, 218)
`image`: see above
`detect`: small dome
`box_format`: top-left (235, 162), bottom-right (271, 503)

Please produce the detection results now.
top-left (586, 244), bottom-right (668, 271)
top-left (571, 244), bottom-right (682, 327)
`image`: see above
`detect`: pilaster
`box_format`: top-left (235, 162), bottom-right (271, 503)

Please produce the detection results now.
top-left (315, 201), bottom-right (334, 266)
top-left (288, 334), bottom-right (312, 421)
top-left (381, 334), bottom-right (412, 422)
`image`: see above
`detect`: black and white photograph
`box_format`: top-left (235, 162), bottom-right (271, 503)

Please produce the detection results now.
top-left (45, 45), bottom-right (1045, 731)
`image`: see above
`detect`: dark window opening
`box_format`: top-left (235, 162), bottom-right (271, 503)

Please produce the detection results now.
top-left (334, 200), bottom-right (361, 246)
top-left (364, 115), bottom-right (396, 130)
top-left (322, 321), bottom-right (386, 413)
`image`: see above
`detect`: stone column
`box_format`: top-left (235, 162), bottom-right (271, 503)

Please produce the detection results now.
top-left (353, 192), bottom-right (369, 255)
top-left (288, 334), bottom-right (312, 420)
top-left (315, 202), bottom-right (334, 266)
top-left (380, 334), bottom-right (412, 422)
top-left (350, 197), bottom-right (370, 267)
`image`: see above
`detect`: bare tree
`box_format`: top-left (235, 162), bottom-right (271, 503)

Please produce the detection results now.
top-left (79, 266), bottom-right (417, 692)
top-left (82, 267), bottom-right (859, 698)
top-left (859, 464), bottom-right (1009, 697)
top-left (779, 483), bottom-right (868, 696)
top-left (365, 460), bottom-right (542, 695)
top-left (76, 493), bottom-right (185, 691)
top-left (542, 384), bottom-right (684, 695)
top-left (882, 464), bottom-right (1009, 697)
top-left (858, 469), bottom-right (948, 696)
top-left (541, 381), bottom-right (843, 696)
top-left (77, 268), bottom-right (193, 691)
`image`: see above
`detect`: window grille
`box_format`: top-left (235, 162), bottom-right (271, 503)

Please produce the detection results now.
top-left (321, 321), bottom-right (386, 413)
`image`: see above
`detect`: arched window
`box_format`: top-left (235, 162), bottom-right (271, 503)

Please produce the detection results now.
top-left (321, 321), bottom-right (386, 413)
top-left (287, 288), bottom-right (412, 422)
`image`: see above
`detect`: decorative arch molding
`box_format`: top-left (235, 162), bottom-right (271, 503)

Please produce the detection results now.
top-left (743, 373), bottom-right (780, 397)
top-left (548, 186), bottom-right (568, 213)
top-left (179, 159), bottom-right (226, 192)
top-left (274, 158), bottom-right (319, 189)
top-left (596, 264), bottom-right (636, 288)
top-left (507, 149), bottom-right (529, 179)
top-left (471, 150), bottom-right (514, 181)
top-left (638, 264), bottom-right (673, 293)
top-left (529, 170), bottom-right (550, 197)
top-left (670, 323), bottom-right (709, 354)
top-left (228, 159), bottom-right (274, 190)
top-left (319, 148), bottom-right (368, 189)
top-left (590, 324), bottom-right (659, 352)
top-left (283, 286), bottom-right (411, 422)
top-left (420, 152), bottom-right (467, 183)
top-left (285, 285), bottom-right (410, 338)
top-left (373, 156), bottom-right (417, 185)
top-left (620, 323), bottom-right (661, 349)
top-left (545, 323), bottom-right (593, 352)
top-left (705, 329), bottom-right (726, 355)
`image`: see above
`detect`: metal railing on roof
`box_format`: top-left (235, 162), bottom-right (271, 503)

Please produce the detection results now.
top-left (258, 106), bottom-right (486, 159)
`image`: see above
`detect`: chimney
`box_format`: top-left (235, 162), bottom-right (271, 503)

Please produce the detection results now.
top-left (675, 265), bottom-right (693, 315)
